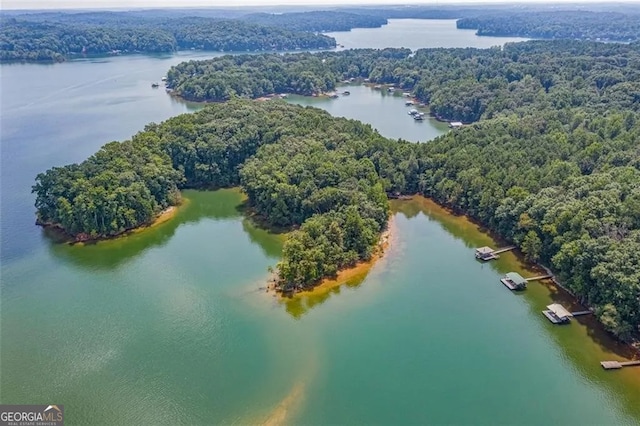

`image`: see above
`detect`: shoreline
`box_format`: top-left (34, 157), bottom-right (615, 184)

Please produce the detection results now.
top-left (268, 216), bottom-right (395, 299)
top-left (38, 202), bottom-right (183, 245)
top-left (402, 195), bottom-right (640, 358)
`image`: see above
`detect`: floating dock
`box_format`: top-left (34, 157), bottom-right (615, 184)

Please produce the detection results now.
top-left (500, 272), bottom-right (527, 290)
top-left (542, 303), bottom-right (592, 324)
top-left (600, 360), bottom-right (640, 370)
top-left (475, 246), bottom-right (516, 261)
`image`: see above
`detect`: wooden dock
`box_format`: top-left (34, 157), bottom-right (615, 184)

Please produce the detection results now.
top-left (600, 360), bottom-right (640, 370)
top-left (542, 304), bottom-right (592, 324)
top-left (525, 274), bottom-right (553, 282)
top-left (493, 246), bottom-right (516, 255)
top-left (475, 246), bottom-right (516, 261)
top-left (570, 310), bottom-right (592, 317)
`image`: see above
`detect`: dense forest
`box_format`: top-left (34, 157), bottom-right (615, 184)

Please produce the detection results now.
top-left (168, 41), bottom-right (640, 122)
top-left (35, 40), bottom-right (640, 342)
top-left (33, 101), bottom-right (399, 290)
top-left (0, 17), bottom-right (335, 62)
top-left (457, 11), bottom-right (640, 42)
top-left (243, 11), bottom-right (388, 32)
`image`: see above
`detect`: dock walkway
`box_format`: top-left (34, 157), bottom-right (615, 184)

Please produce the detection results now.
top-left (493, 246), bottom-right (516, 254)
top-left (525, 274), bottom-right (553, 282)
top-left (600, 360), bottom-right (640, 370)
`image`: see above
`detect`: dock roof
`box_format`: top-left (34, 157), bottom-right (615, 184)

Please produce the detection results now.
top-left (547, 303), bottom-right (572, 319)
top-left (505, 272), bottom-right (526, 285)
top-left (475, 246), bottom-right (493, 254)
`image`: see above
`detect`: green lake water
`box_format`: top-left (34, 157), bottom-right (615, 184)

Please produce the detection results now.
top-left (1, 20), bottom-right (639, 425)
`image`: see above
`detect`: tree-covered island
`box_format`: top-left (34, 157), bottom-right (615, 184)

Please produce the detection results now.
top-left (35, 40), bottom-right (640, 342)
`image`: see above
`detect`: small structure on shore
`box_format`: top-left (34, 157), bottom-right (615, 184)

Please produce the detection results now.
top-left (449, 121), bottom-right (463, 128)
top-left (501, 272), bottom-right (527, 290)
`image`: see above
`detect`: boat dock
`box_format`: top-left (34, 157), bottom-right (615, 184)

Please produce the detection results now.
top-left (475, 246), bottom-right (516, 261)
top-left (542, 303), bottom-right (592, 324)
top-left (600, 360), bottom-right (640, 370)
top-left (500, 272), bottom-right (527, 290)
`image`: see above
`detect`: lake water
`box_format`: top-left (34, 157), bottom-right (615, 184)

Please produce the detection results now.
top-left (1, 20), bottom-right (639, 425)
top-left (327, 19), bottom-right (529, 50)
top-left (288, 85), bottom-right (449, 142)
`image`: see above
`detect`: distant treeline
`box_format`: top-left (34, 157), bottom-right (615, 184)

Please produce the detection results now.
top-left (4, 4), bottom-right (640, 63)
top-left (342, 6), bottom-right (640, 42)
top-left (457, 11), bottom-right (640, 42)
top-left (243, 11), bottom-right (388, 32)
top-left (0, 16), bottom-right (335, 62)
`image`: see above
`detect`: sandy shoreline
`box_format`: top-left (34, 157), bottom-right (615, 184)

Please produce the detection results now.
top-left (268, 216), bottom-right (396, 299)
top-left (41, 202), bottom-right (184, 245)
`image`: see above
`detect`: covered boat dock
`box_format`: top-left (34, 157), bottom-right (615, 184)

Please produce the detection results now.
top-left (543, 303), bottom-right (573, 324)
top-left (500, 272), bottom-right (527, 290)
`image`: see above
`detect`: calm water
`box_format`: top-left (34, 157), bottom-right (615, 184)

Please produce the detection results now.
top-left (1, 22), bottom-right (639, 425)
top-left (328, 19), bottom-right (529, 50)
top-left (288, 85), bottom-right (448, 142)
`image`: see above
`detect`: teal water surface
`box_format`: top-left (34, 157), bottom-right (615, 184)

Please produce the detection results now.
top-left (1, 22), bottom-right (639, 425)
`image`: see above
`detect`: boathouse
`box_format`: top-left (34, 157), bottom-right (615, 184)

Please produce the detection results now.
top-left (501, 272), bottom-right (527, 290)
top-left (475, 246), bottom-right (495, 261)
top-left (449, 121), bottom-right (463, 128)
top-left (543, 303), bottom-right (572, 324)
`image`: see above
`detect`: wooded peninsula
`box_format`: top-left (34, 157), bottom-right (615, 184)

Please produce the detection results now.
top-left (34, 40), bottom-right (639, 342)
top-left (0, 16), bottom-right (335, 62)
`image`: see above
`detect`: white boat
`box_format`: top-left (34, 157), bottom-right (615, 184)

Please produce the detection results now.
top-left (408, 109), bottom-right (418, 115)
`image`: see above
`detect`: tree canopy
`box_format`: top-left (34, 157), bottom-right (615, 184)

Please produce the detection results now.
top-left (33, 101), bottom-right (403, 291)
top-left (0, 17), bottom-right (335, 62)
top-left (457, 10), bottom-right (640, 42)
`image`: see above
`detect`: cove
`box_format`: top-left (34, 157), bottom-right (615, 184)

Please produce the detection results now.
top-left (286, 85), bottom-right (448, 142)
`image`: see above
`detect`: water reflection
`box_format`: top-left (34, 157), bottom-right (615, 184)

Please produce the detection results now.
top-left (394, 196), bottom-right (640, 405)
top-left (280, 271), bottom-right (370, 319)
top-left (46, 189), bottom-right (282, 270)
